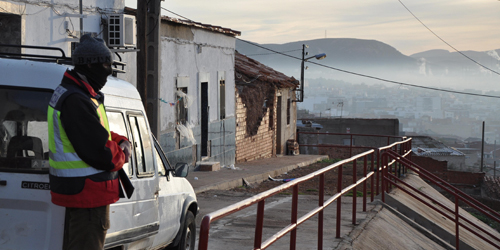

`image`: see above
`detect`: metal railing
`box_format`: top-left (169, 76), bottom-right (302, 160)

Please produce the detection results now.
top-left (381, 149), bottom-right (500, 249)
top-left (297, 131), bottom-right (407, 158)
top-left (198, 138), bottom-right (412, 250)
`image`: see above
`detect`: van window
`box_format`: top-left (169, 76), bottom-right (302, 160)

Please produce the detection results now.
top-left (0, 87), bottom-right (51, 171)
top-left (155, 148), bottom-right (166, 176)
top-left (129, 115), bottom-right (154, 177)
top-left (107, 111), bottom-right (132, 176)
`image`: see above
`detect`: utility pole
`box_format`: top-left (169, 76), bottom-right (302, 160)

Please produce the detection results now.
top-left (480, 121), bottom-right (485, 172)
top-left (338, 101), bottom-right (344, 119)
top-left (299, 44), bottom-right (306, 102)
top-left (137, 0), bottom-right (161, 137)
top-left (295, 45), bottom-right (326, 103)
top-left (79, 0), bottom-right (83, 34)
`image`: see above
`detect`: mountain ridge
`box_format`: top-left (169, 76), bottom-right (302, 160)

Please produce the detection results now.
top-left (236, 38), bottom-right (500, 91)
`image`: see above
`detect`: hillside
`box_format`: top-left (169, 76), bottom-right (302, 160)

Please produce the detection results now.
top-left (236, 38), bottom-right (500, 91)
top-left (237, 38), bottom-right (417, 74)
top-left (410, 49), bottom-right (500, 77)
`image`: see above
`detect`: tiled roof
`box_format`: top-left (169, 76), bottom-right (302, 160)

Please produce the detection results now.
top-left (124, 7), bottom-right (241, 37)
top-left (235, 52), bottom-right (299, 88)
top-left (411, 136), bottom-right (465, 156)
top-left (412, 147), bottom-right (464, 156)
top-left (161, 16), bottom-right (241, 36)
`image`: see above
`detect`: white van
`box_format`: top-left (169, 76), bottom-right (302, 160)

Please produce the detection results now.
top-left (0, 48), bottom-right (198, 250)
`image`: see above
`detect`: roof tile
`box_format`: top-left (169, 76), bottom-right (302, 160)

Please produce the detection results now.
top-left (235, 52), bottom-right (299, 88)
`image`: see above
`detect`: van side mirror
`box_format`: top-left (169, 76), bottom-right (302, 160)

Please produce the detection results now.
top-left (175, 162), bottom-right (189, 177)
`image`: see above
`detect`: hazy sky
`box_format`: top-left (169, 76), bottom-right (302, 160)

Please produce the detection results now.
top-left (125, 0), bottom-right (500, 55)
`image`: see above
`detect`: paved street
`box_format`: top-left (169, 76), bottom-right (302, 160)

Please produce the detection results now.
top-left (194, 190), bottom-right (377, 250)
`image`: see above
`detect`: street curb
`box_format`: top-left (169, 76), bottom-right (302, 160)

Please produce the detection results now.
top-left (193, 155), bottom-right (328, 193)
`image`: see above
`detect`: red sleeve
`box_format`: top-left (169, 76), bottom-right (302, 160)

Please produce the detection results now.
top-left (108, 131), bottom-right (128, 172)
top-left (111, 131), bottom-right (129, 144)
top-left (106, 140), bottom-right (125, 172)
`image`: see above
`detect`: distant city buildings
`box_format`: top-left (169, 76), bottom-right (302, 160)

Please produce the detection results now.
top-left (298, 78), bottom-right (500, 144)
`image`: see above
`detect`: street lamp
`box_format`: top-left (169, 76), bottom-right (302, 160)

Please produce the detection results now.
top-left (296, 44), bottom-right (326, 102)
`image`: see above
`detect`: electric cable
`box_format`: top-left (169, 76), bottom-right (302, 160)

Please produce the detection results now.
top-left (397, 0), bottom-right (500, 76)
top-left (161, 7), bottom-right (192, 21)
top-left (146, 17), bottom-right (159, 36)
top-left (135, 7), bottom-right (500, 99)
top-left (246, 49), bottom-right (301, 56)
top-left (2, 0), bottom-right (123, 16)
top-left (237, 38), bottom-right (500, 99)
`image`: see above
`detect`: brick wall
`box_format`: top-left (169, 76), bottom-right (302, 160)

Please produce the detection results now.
top-left (235, 91), bottom-right (276, 163)
top-left (412, 156), bottom-right (484, 186)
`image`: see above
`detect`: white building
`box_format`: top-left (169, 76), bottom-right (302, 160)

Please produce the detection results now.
top-left (0, 0), bottom-right (137, 85)
top-left (156, 16), bottom-right (240, 168)
top-left (0, 1), bottom-right (240, 168)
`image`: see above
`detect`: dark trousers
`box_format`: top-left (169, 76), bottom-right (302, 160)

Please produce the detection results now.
top-left (63, 205), bottom-right (110, 250)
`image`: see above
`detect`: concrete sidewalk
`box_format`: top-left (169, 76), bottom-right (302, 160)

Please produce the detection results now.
top-left (187, 155), bottom-right (328, 193)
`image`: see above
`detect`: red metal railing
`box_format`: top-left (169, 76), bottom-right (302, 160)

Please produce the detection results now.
top-left (198, 138), bottom-right (412, 250)
top-left (299, 131), bottom-right (411, 198)
top-left (297, 131), bottom-right (407, 158)
top-left (381, 149), bottom-right (500, 249)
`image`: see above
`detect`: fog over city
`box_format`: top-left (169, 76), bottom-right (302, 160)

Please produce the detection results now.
top-left (236, 38), bottom-right (500, 142)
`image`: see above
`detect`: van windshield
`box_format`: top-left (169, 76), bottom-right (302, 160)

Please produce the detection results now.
top-left (0, 87), bottom-right (52, 172)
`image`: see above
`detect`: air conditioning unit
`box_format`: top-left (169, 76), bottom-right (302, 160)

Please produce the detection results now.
top-left (107, 14), bottom-right (136, 48)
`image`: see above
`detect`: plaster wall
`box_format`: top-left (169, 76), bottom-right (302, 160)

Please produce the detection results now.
top-left (276, 89), bottom-right (297, 155)
top-left (0, 0), bottom-right (137, 86)
top-left (158, 22), bottom-right (236, 168)
top-left (159, 24), bottom-right (236, 131)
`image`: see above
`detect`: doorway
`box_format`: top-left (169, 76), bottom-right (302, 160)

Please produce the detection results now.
top-left (276, 96), bottom-right (282, 154)
top-left (201, 82), bottom-right (209, 158)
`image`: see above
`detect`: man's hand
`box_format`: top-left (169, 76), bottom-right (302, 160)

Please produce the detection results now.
top-left (119, 141), bottom-right (132, 163)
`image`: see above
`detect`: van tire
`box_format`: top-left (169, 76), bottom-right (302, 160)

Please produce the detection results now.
top-left (168, 211), bottom-right (195, 250)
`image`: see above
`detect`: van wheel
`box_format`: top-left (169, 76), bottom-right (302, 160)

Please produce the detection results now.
top-left (172, 211), bottom-right (195, 250)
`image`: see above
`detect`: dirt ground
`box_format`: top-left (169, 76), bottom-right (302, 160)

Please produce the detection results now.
top-left (232, 159), bottom-right (377, 196)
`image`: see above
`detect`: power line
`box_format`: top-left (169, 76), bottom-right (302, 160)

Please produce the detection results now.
top-left (397, 0), bottom-right (500, 76)
top-left (147, 7), bottom-right (500, 98)
top-left (237, 38), bottom-right (500, 99)
top-left (246, 49), bottom-right (301, 56)
top-left (161, 7), bottom-right (192, 21)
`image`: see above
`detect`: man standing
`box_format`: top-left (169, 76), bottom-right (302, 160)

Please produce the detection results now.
top-left (48, 34), bottom-right (131, 250)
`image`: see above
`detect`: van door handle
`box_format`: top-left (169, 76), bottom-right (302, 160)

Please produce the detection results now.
top-left (0, 180), bottom-right (6, 186)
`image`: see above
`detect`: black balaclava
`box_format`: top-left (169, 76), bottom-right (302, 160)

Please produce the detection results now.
top-left (75, 63), bottom-right (112, 92)
top-left (71, 34), bottom-right (113, 91)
